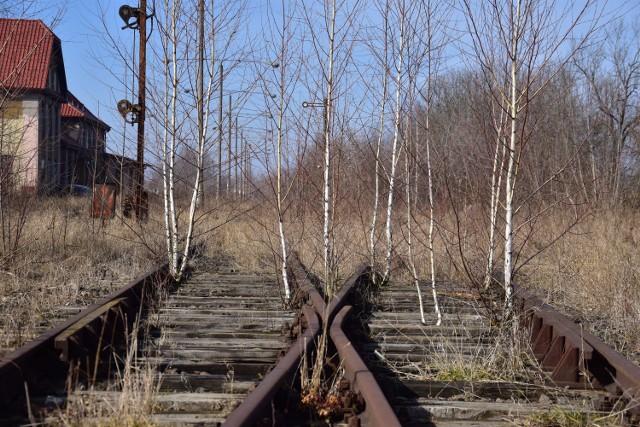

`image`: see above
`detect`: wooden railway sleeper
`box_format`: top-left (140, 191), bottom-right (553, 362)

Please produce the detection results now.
top-left (8, 257), bottom-right (640, 424)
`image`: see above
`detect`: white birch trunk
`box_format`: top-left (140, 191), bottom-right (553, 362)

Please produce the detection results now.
top-left (169, 6), bottom-right (180, 278)
top-left (424, 102), bottom-right (441, 326)
top-left (383, 7), bottom-right (405, 283)
top-left (405, 120), bottom-right (427, 325)
top-left (161, 13), bottom-right (173, 274)
top-left (424, 0), bottom-right (441, 325)
top-left (370, 0), bottom-right (389, 270)
top-left (161, 0), bottom-right (216, 281)
top-left (323, 0), bottom-right (336, 297)
top-left (485, 106), bottom-right (506, 290)
top-left (504, 0), bottom-right (522, 317)
top-left (276, 0), bottom-right (291, 301)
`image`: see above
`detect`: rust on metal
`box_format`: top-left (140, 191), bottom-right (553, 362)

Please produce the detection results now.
top-left (11, 254), bottom-right (640, 425)
top-left (54, 297), bottom-right (127, 362)
top-left (516, 283), bottom-right (640, 405)
top-left (224, 255), bottom-right (388, 426)
top-left (330, 305), bottom-right (402, 427)
top-left (223, 305), bottom-right (321, 427)
top-left (0, 263), bottom-right (170, 409)
top-left (223, 254), bottom-right (325, 426)
top-left (288, 252), bottom-right (326, 314)
top-left (92, 184), bottom-right (117, 219)
top-left (326, 264), bottom-right (371, 324)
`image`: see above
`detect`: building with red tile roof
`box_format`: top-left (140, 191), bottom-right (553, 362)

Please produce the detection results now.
top-left (0, 19), bottom-right (67, 92)
top-left (0, 18), bottom-right (133, 195)
top-left (1, 18), bottom-right (67, 192)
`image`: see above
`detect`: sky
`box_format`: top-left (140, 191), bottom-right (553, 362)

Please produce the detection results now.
top-left (19, 0), bottom-right (640, 160)
top-left (54, 2), bottom-right (118, 99)
top-left (41, 0), bottom-right (273, 158)
top-left (48, 1), bottom-right (145, 155)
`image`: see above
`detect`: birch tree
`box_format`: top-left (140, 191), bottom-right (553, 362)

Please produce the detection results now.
top-left (273, 1), bottom-right (293, 301)
top-left (151, 0), bottom-right (247, 281)
top-left (299, 0), bottom-right (339, 398)
top-left (323, 4), bottom-right (336, 298)
top-left (382, 0), bottom-right (408, 284)
top-left (462, 0), bottom-right (603, 319)
top-left (368, 0), bottom-right (389, 271)
top-left (298, 0), bottom-right (364, 400)
top-left (484, 102), bottom-right (507, 289)
top-left (159, 0), bottom-right (196, 281)
top-left (258, 0), bottom-right (303, 301)
top-left (411, 0), bottom-right (451, 325)
top-left (302, 0), bottom-right (360, 297)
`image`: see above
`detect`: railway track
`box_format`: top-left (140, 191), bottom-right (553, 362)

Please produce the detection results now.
top-left (0, 253), bottom-right (639, 426)
top-left (66, 268), bottom-right (298, 425)
top-left (349, 281), bottom-right (622, 425)
top-left (0, 274), bottom-right (137, 359)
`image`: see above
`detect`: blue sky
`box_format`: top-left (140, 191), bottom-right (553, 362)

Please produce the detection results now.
top-left (44, 0), bottom-right (272, 158)
top-left (26, 0), bottom-right (640, 161)
top-left (47, 2), bottom-right (118, 108)
top-left (49, 1), bottom-right (134, 151)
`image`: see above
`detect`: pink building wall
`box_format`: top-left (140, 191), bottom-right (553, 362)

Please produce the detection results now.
top-left (18, 98), bottom-right (39, 189)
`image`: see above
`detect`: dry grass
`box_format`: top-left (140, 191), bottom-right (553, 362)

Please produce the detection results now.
top-left (0, 195), bottom-right (157, 356)
top-left (54, 320), bottom-right (161, 427)
top-left (2, 191), bottom-right (639, 424)
top-left (520, 207), bottom-right (640, 364)
top-left (378, 325), bottom-right (508, 383)
top-left (2, 192), bottom-right (637, 366)
top-left (194, 198), bottom-right (640, 367)
top-left (521, 406), bottom-right (625, 427)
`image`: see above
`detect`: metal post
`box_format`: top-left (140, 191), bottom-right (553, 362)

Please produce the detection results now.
top-left (217, 63), bottom-right (223, 199)
top-left (234, 116), bottom-right (238, 198)
top-left (196, 0), bottom-right (204, 207)
top-left (227, 94), bottom-right (232, 197)
top-left (135, 0), bottom-right (147, 220)
top-left (241, 131), bottom-right (245, 198)
top-left (246, 141), bottom-right (251, 198)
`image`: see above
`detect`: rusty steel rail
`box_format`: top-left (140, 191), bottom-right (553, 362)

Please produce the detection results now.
top-left (288, 252), bottom-right (327, 315)
top-left (516, 284), bottom-right (640, 406)
top-left (327, 266), bottom-right (401, 427)
top-left (331, 305), bottom-right (401, 427)
top-left (226, 259), bottom-right (640, 426)
top-left (326, 263), bottom-right (372, 323)
top-left (0, 263), bottom-right (170, 410)
top-left (291, 255), bottom-right (401, 427)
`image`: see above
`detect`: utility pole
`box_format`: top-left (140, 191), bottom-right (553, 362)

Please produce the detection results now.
top-left (217, 63), bottom-right (223, 199)
top-left (240, 131), bottom-right (245, 198)
top-left (135, 0), bottom-right (147, 220)
top-left (234, 116), bottom-right (238, 198)
top-left (227, 94), bottom-right (232, 197)
top-left (246, 139), bottom-right (251, 198)
top-left (196, 0), bottom-right (204, 206)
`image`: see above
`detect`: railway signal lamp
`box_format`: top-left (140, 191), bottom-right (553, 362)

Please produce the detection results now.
top-left (119, 5), bottom-right (142, 30)
top-left (117, 99), bottom-right (141, 124)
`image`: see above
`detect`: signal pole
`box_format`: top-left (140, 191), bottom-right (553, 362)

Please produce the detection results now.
top-left (135, 0), bottom-right (147, 220)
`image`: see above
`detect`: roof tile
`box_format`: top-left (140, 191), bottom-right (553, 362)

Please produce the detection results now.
top-left (0, 19), bottom-right (55, 90)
